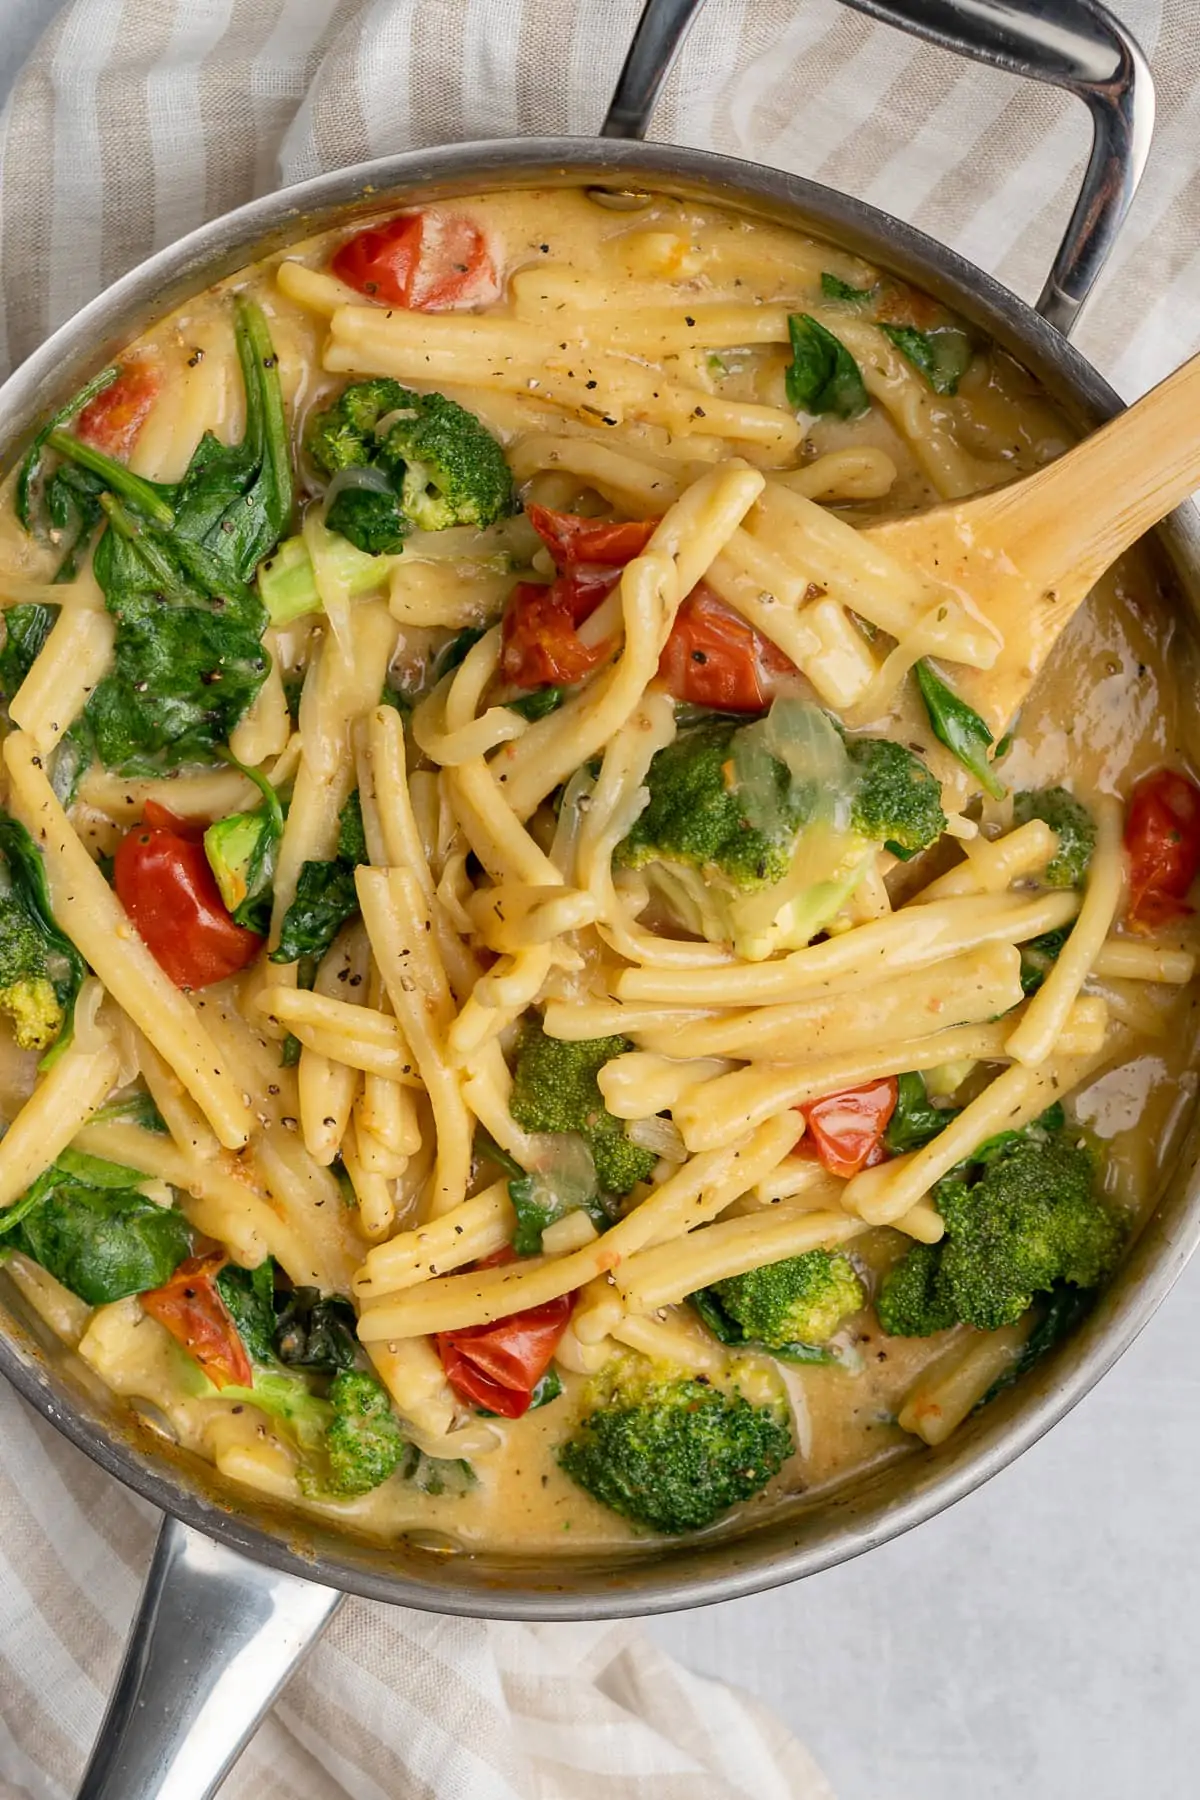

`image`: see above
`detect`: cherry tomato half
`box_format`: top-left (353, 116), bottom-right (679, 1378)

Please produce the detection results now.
top-left (500, 576), bottom-right (615, 689)
top-left (331, 210), bottom-right (498, 311)
top-left (141, 1252), bottom-right (252, 1389)
top-left (799, 1078), bottom-right (898, 1179)
top-left (1125, 768), bottom-right (1200, 930)
top-left (77, 363), bottom-right (160, 459)
top-left (437, 1288), bottom-right (575, 1420)
top-left (114, 812), bottom-right (261, 990)
top-left (525, 505), bottom-right (659, 571)
top-left (657, 585), bottom-right (798, 713)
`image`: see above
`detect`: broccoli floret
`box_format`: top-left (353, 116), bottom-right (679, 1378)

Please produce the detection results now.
top-left (1012, 787), bottom-right (1096, 887)
top-left (509, 1018), bottom-right (655, 1197)
top-left (877, 1134), bottom-right (1125, 1336)
top-left (615, 713), bottom-right (943, 960)
top-left (300, 1369), bottom-right (408, 1497)
top-left (875, 1241), bottom-right (959, 1337)
top-left (0, 814), bottom-right (84, 1052)
top-left (845, 735), bottom-right (948, 859)
top-left (307, 379), bottom-right (516, 554)
top-left (557, 1357), bottom-right (794, 1534)
top-left (712, 1250), bottom-right (864, 1348)
top-left (203, 760), bottom-right (282, 935)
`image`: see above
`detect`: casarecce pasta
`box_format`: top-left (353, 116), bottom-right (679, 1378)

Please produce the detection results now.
top-left (0, 184), bottom-right (1195, 1550)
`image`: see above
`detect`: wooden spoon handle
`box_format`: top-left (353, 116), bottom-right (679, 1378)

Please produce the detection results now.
top-left (982, 350), bottom-right (1200, 591)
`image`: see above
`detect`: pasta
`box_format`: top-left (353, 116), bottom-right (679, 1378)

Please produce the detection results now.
top-left (0, 181), bottom-right (1193, 1557)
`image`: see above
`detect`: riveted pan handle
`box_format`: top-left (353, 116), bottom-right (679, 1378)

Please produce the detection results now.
top-left (75, 1515), bottom-right (343, 1800)
top-left (839, 0), bottom-right (1153, 335)
top-left (602, 0), bottom-right (1153, 338)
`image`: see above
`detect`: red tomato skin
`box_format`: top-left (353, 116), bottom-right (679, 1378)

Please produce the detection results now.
top-left (1125, 769), bottom-right (1200, 929)
top-left (525, 505), bottom-right (659, 570)
top-left (141, 1253), bottom-right (253, 1389)
top-left (77, 364), bottom-right (159, 459)
top-left (331, 211), bottom-right (497, 311)
top-left (657, 586), bottom-right (797, 712)
top-left (114, 819), bottom-right (261, 990)
top-left (799, 1078), bottom-right (899, 1179)
top-left (437, 1289), bottom-right (575, 1419)
top-left (500, 577), bottom-right (614, 688)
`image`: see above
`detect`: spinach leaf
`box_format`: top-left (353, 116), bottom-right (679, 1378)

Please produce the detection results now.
top-left (215, 1258), bottom-right (278, 1365)
top-left (0, 812), bottom-right (86, 1054)
top-left (881, 323), bottom-right (972, 396)
top-left (1020, 926), bottom-right (1070, 996)
top-left (273, 1285), bottom-right (359, 1373)
top-left (785, 315), bottom-right (869, 419)
top-left (2, 1161), bottom-right (192, 1304)
top-left (270, 858), bottom-right (360, 964)
top-left (0, 605), bottom-right (56, 705)
top-left (271, 791), bottom-right (367, 964)
top-left (508, 686), bottom-right (564, 722)
top-left (914, 659), bottom-right (1006, 800)
top-left (16, 363), bottom-right (120, 536)
top-left (508, 1173), bottom-right (609, 1258)
top-left (39, 300), bottom-right (292, 773)
top-left (91, 1090), bottom-right (169, 1133)
top-left (820, 272), bottom-right (875, 303)
top-left (885, 1072), bottom-right (956, 1154)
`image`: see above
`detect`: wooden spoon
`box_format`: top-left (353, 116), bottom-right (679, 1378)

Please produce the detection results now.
top-left (860, 350), bottom-right (1200, 737)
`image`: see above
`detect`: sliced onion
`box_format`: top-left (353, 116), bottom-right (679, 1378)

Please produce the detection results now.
top-left (627, 1114), bottom-right (687, 1163)
top-left (526, 1130), bottom-right (597, 1211)
top-left (732, 698), bottom-right (854, 838)
top-left (373, 406), bottom-right (421, 438)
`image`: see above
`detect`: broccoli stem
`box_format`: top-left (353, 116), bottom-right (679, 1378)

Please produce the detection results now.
top-left (256, 531), bottom-right (393, 624)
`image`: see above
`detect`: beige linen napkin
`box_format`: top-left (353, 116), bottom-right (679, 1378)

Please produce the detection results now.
top-left (0, 2), bottom-right (1196, 1795)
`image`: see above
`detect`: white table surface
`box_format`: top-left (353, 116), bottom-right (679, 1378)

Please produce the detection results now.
top-left (3, 5), bottom-right (1198, 1795)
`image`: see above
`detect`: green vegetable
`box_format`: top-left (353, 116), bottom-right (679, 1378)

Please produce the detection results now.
top-left (270, 791), bottom-right (367, 965)
top-left (880, 323), bottom-right (972, 395)
top-left (509, 1018), bottom-right (655, 1199)
top-left (203, 757), bottom-right (283, 934)
top-left (1019, 926), bottom-right (1070, 996)
top-left (885, 1072), bottom-right (956, 1154)
top-left (307, 378), bottom-right (516, 554)
top-left (213, 1258), bottom-right (277, 1364)
top-left (257, 530), bottom-right (391, 625)
top-left (981, 1283), bottom-right (1096, 1406)
top-left (710, 1250), bottom-right (864, 1348)
top-left (0, 813), bottom-right (86, 1053)
top-left (273, 1285), bottom-right (359, 1372)
top-left (34, 299), bottom-right (291, 772)
top-left (1012, 787), bottom-right (1096, 888)
top-left (300, 1369), bottom-right (408, 1497)
top-left (16, 362), bottom-right (119, 539)
top-left (220, 1369), bottom-right (333, 1451)
top-left (508, 686), bottom-right (565, 722)
top-left (616, 709), bottom-right (944, 960)
top-left (91, 1090), bottom-right (169, 1133)
top-left (399, 1446), bottom-right (478, 1495)
top-left (914, 660), bottom-right (1006, 800)
top-left (785, 315), bottom-right (869, 419)
top-left (557, 1355), bottom-right (793, 1534)
top-left (0, 1158), bottom-right (191, 1304)
top-left (820, 272), bottom-right (875, 303)
top-left (844, 733), bottom-right (948, 859)
top-left (877, 1129), bottom-right (1125, 1336)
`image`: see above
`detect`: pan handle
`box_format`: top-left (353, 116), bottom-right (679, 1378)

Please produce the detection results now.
top-left (839, 0), bottom-right (1154, 335)
top-left (75, 1514), bottom-right (343, 1800)
top-left (601, 0), bottom-right (1153, 338)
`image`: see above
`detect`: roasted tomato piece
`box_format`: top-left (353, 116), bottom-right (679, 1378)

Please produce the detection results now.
top-left (114, 812), bottom-right (261, 989)
top-left (331, 210), bottom-right (498, 311)
top-left (1125, 768), bottom-right (1200, 929)
top-left (76, 363), bottom-right (160, 459)
top-left (437, 1289), bottom-right (575, 1420)
top-left (658, 585), bottom-right (798, 712)
top-left (799, 1078), bottom-right (899, 1179)
top-left (141, 1252), bottom-right (253, 1389)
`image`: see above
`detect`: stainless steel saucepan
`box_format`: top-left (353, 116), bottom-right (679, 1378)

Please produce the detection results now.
top-left (0, 3), bottom-right (1194, 1795)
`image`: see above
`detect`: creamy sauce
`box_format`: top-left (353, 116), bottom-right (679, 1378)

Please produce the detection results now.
top-left (1, 185), bottom-right (1198, 1559)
